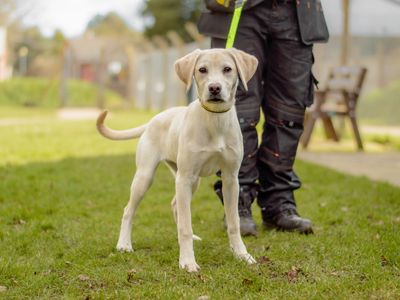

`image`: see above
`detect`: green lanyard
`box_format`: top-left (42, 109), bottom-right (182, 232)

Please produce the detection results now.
top-left (225, 0), bottom-right (247, 49)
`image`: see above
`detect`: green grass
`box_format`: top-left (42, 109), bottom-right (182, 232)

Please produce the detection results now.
top-left (365, 134), bottom-right (400, 151)
top-left (0, 108), bottom-right (399, 299)
top-left (359, 80), bottom-right (400, 126)
top-left (0, 106), bottom-right (56, 119)
top-left (0, 77), bottom-right (125, 108)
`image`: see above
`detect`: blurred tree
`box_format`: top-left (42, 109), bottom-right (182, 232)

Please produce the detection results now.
top-left (50, 30), bottom-right (65, 56)
top-left (0, 1), bottom-right (64, 77)
top-left (0, 0), bottom-right (30, 27)
top-left (86, 12), bottom-right (140, 39)
top-left (141, 0), bottom-right (202, 42)
top-left (0, 0), bottom-right (35, 74)
top-left (0, 0), bottom-right (17, 25)
top-left (12, 26), bottom-right (45, 74)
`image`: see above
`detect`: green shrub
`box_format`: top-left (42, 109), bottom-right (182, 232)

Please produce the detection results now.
top-left (0, 77), bottom-right (124, 108)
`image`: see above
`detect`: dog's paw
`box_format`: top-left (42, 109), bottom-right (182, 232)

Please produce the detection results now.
top-left (116, 242), bottom-right (133, 252)
top-left (236, 252), bottom-right (257, 265)
top-left (179, 259), bottom-right (200, 273)
top-left (192, 234), bottom-right (202, 241)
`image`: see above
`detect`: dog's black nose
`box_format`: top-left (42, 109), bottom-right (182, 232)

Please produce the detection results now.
top-left (208, 83), bottom-right (221, 96)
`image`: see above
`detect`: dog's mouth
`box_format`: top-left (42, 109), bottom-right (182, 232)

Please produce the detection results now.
top-left (207, 98), bottom-right (224, 103)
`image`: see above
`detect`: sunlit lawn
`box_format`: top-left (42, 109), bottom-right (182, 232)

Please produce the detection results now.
top-left (0, 108), bottom-right (399, 299)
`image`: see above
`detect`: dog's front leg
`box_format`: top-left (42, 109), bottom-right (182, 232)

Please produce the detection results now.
top-left (222, 173), bottom-right (256, 265)
top-left (175, 173), bottom-right (200, 272)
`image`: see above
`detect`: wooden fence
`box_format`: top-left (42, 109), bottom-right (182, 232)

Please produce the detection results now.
top-left (61, 25), bottom-right (400, 110)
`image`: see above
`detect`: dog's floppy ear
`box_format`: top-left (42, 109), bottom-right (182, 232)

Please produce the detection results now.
top-left (175, 49), bottom-right (202, 91)
top-left (228, 48), bottom-right (258, 91)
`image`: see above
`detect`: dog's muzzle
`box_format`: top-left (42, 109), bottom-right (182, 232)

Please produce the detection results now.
top-left (207, 98), bottom-right (224, 103)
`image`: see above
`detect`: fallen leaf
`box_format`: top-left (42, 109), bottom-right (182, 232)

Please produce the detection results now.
top-left (381, 255), bottom-right (389, 266)
top-left (242, 278), bottom-right (253, 285)
top-left (43, 269), bottom-right (52, 276)
top-left (197, 274), bottom-right (207, 283)
top-left (257, 256), bottom-right (272, 265)
top-left (78, 275), bottom-right (90, 281)
top-left (375, 234), bottom-right (380, 240)
top-left (127, 269), bottom-right (137, 283)
top-left (373, 220), bottom-right (384, 226)
top-left (393, 216), bottom-right (400, 224)
top-left (330, 270), bottom-right (344, 277)
top-left (319, 202), bottom-right (327, 207)
top-left (198, 296), bottom-right (209, 300)
top-left (263, 245), bottom-right (271, 252)
top-left (341, 206), bottom-right (349, 212)
top-left (359, 274), bottom-right (368, 281)
top-left (0, 286), bottom-right (7, 292)
top-left (287, 266), bottom-right (302, 283)
top-left (11, 218), bottom-right (26, 225)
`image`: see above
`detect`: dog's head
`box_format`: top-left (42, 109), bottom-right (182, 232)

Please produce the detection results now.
top-left (175, 48), bottom-right (258, 113)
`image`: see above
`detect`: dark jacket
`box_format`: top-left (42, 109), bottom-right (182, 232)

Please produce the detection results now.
top-left (198, 0), bottom-right (329, 45)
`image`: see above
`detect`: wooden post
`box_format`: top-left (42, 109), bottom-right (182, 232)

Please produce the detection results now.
top-left (167, 31), bottom-right (186, 106)
top-left (60, 41), bottom-right (70, 107)
top-left (341, 0), bottom-right (350, 66)
top-left (185, 22), bottom-right (205, 44)
top-left (141, 38), bottom-right (155, 110)
top-left (152, 35), bottom-right (170, 110)
top-left (125, 45), bottom-right (137, 108)
top-left (96, 48), bottom-right (106, 109)
top-left (377, 33), bottom-right (386, 88)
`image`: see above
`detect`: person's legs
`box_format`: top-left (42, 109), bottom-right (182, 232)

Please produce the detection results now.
top-left (210, 7), bottom-right (267, 235)
top-left (257, 2), bottom-right (314, 233)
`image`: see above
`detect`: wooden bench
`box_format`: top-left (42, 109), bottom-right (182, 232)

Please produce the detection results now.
top-left (301, 66), bottom-right (368, 150)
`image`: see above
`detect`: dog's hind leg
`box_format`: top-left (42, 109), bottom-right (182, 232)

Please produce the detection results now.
top-left (116, 145), bottom-right (160, 252)
top-left (166, 161), bottom-right (201, 241)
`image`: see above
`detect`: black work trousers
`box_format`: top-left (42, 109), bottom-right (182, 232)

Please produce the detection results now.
top-left (212, 1), bottom-right (314, 217)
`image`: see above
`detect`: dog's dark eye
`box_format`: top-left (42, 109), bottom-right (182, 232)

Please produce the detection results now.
top-left (223, 67), bottom-right (232, 73)
top-left (199, 67), bottom-right (207, 74)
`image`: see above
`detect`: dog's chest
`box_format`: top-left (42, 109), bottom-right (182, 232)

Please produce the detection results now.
top-left (197, 141), bottom-right (236, 177)
top-left (198, 154), bottom-right (223, 177)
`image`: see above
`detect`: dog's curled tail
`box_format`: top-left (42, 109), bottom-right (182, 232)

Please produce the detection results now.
top-left (96, 111), bottom-right (147, 140)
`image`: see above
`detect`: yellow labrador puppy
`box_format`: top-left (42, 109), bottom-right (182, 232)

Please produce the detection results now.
top-left (97, 48), bottom-right (258, 272)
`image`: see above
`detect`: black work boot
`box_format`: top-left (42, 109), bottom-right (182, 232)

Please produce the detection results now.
top-left (237, 186), bottom-right (258, 236)
top-left (262, 208), bottom-right (313, 234)
top-left (214, 182), bottom-right (258, 236)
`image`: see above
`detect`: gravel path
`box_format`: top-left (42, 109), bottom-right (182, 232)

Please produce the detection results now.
top-left (298, 151), bottom-right (400, 187)
top-left (0, 108), bottom-right (101, 126)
